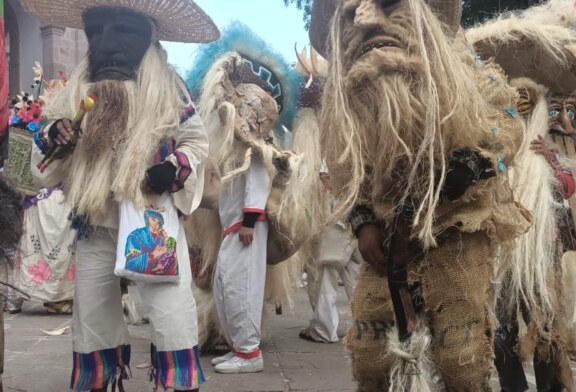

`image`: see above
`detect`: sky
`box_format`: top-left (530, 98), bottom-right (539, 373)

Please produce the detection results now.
top-left (162, 0), bottom-right (310, 77)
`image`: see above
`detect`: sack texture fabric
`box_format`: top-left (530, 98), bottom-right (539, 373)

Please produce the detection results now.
top-left (347, 231), bottom-right (494, 392)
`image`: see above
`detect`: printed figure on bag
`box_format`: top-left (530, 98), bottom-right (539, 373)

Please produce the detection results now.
top-left (125, 209), bottom-right (178, 276)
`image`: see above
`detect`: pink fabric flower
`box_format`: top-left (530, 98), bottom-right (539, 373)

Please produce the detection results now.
top-left (28, 259), bottom-right (52, 285)
top-left (67, 262), bottom-right (76, 282)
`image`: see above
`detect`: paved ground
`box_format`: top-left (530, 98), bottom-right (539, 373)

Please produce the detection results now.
top-left (3, 286), bottom-right (575, 392)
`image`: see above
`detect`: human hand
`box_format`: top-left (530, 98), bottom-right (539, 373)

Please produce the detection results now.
top-left (357, 224), bottom-right (386, 276)
top-left (145, 161), bottom-right (177, 195)
top-left (530, 135), bottom-right (554, 162)
top-left (152, 245), bottom-right (167, 259)
top-left (239, 226), bottom-right (254, 247)
top-left (49, 119), bottom-right (72, 145)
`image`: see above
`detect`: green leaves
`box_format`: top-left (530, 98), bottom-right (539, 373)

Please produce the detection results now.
top-left (283, 0), bottom-right (313, 30)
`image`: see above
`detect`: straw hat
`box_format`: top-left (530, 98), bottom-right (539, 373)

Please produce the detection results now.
top-left (20, 0), bottom-right (219, 43)
top-left (466, 1), bottom-right (576, 94)
top-left (310, 0), bottom-right (462, 56)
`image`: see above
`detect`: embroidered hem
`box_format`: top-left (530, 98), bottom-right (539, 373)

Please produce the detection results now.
top-left (70, 344), bottom-right (131, 392)
top-left (150, 344), bottom-right (205, 390)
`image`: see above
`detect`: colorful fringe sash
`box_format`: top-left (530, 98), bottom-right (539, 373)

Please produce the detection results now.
top-left (150, 344), bottom-right (205, 390)
top-left (70, 344), bottom-right (131, 391)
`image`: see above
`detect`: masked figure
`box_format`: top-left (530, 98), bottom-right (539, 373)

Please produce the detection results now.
top-left (548, 93), bottom-right (576, 137)
top-left (186, 23), bottom-right (312, 374)
top-left (311, 0), bottom-right (530, 390)
top-left (468, 2), bottom-right (576, 390)
top-left (20, 0), bottom-right (219, 390)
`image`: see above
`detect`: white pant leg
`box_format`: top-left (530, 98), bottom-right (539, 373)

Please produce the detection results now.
top-left (306, 267), bottom-right (320, 313)
top-left (340, 242), bottom-right (362, 301)
top-left (136, 222), bottom-right (198, 352)
top-left (73, 228), bottom-right (129, 353)
top-left (213, 238), bottom-right (232, 347)
top-left (213, 222), bottom-right (268, 354)
top-left (309, 265), bottom-right (340, 343)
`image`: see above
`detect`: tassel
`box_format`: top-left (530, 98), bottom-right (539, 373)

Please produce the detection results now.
top-left (387, 322), bottom-right (442, 392)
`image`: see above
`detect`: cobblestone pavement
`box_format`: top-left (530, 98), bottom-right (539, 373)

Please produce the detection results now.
top-left (4, 285), bottom-right (575, 391)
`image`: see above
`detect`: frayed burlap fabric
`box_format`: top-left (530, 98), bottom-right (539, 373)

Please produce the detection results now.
top-left (346, 263), bottom-right (396, 391)
top-left (422, 232), bottom-right (494, 392)
top-left (347, 231), bottom-right (494, 392)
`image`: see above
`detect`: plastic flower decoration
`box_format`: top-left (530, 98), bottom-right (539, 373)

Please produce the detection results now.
top-left (8, 61), bottom-right (67, 133)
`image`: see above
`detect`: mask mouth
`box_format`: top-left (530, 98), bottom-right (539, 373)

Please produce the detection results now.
top-left (357, 33), bottom-right (404, 59)
top-left (93, 60), bottom-right (134, 81)
top-left (550, 125), bottom-right (575, 136)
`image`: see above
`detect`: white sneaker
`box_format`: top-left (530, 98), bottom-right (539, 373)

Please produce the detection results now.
top-left (214, 353), bottom-right (264, 374)
top-left (211, 351), bottom-right (234, 366)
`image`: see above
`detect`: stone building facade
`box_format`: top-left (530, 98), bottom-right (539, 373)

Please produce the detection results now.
top-left (5, 0), bottom-right (87, 97)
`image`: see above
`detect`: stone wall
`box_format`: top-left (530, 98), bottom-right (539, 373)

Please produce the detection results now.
top-left (41, 26), bottom-right (87, 80)
top-left (6, 0), bottom-right (88, 95)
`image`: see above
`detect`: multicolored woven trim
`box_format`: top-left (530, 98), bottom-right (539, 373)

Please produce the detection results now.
top-left (150, 344), bottom-right (205, 391)
top-left (70, 344), bottom-right (131, 391)
top-left (155, 138), bottom-right (192, 193)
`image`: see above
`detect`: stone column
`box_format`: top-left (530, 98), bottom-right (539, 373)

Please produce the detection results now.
top-left (40, 25), bottom-right (66, 80)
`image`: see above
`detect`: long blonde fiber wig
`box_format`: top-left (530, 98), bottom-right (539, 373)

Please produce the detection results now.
top-left (196, 53), bottom-right (279, 183)
top-left (198, 52), bottom-right (324, 255)
top-left (321, 0), bottom-right (494, 247)
top-left (45, 43), bottom-right (188, 223)
top-left (499, 90), bottom-right (559, 333)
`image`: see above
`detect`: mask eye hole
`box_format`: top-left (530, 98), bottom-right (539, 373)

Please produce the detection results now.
top-left (549, 109), bottom-right (559, 118)
top-left (569, 110), bottom-right (575, 120)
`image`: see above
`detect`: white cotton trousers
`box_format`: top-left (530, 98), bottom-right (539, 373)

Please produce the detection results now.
top-left (307, 227), bottom-right (361, 343)
top-left (213, 222), bottom-right (268, 354)
top-left (73, 225), bottom-right (198, 355)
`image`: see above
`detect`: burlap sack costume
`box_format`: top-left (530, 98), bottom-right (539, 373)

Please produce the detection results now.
top-left (341, 53), bottom-right (528, 392)
top-left (350, 232), bottom-right (494, 391)
top-left (310, 0), bottom-right (530, 390)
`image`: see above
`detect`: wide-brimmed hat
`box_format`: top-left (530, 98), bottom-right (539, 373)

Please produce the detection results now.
top-left (466, 0), bottom-right (576, 94)
top-left (310, 0), bottom-right (463, 56)
top-left (20, 0), bottom-right (219, 43)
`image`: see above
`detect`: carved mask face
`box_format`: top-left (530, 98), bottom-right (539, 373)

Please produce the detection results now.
top-left (233, 83), bottom-right (279, 141)
top-left (339, 0), bottom-right (420, 78)
top-left (548, 93), bottom-right (576, 136)
top-left (84, 7), bottom-right (153, 82)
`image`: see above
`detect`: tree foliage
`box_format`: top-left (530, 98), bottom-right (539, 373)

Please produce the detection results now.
top-left (282, 0), bottom-right (543, 30)
top-left (461, 0), bottom-right (542, 27)
top-left (283, 0), bottom-right (313, 30)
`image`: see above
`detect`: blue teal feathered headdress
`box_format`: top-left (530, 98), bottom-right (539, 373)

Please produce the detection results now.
top-left (185, 22), bottom-right (300, 138)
